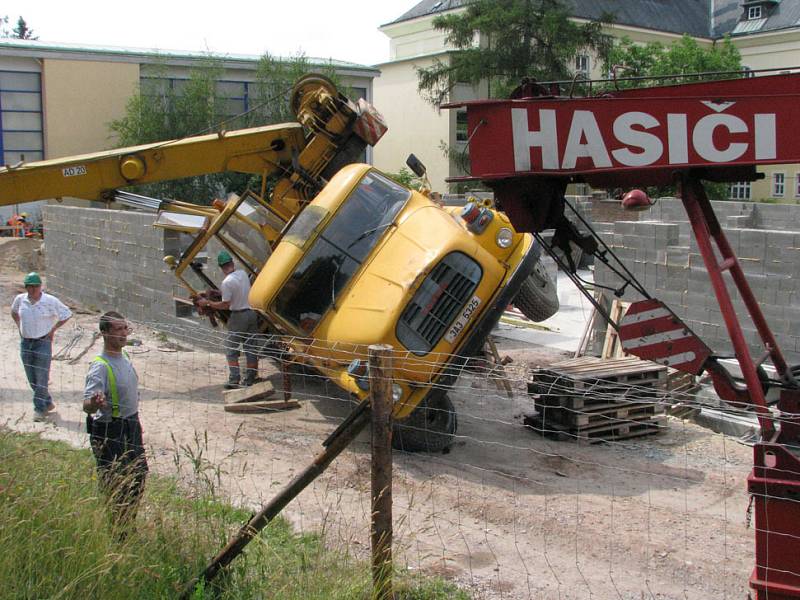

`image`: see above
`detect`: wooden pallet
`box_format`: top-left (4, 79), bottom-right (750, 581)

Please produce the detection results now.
top-left (538, 402), bottom-right (663, 429)
top-left (523, 413), bottom-right (666, 444)
top-left (526, 356), bottom-right (668, 442)
top-left (529, 356), bottom-right (667, 396)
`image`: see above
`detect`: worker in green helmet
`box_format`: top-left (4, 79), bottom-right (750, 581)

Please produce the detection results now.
top-left (197, 251), bottom-right (261, 388)
top-left (10, 272), bottom-right (72, 421)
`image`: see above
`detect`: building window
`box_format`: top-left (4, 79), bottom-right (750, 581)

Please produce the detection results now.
top-left (729, 181), bottom-right (751, 200)
top-left (795, 173), bottom-right (800, 199)
top-left (772, 172), bottom-right (785, 197)
top-left (575, 54), bottom-right (590, 76)
top-left (456, 111), bottom-right (469, 143)
top-left (748, 5), bottom-right (762, 19)
top-left (0, 70), bottom-right (43, 164)
top-left (140, 76), bottom-right (254, 122)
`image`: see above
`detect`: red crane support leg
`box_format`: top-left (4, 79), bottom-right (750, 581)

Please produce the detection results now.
top-left (679, 176), bottom-right (800, 600)
top-left (679, 176), bottom-right (773, 432)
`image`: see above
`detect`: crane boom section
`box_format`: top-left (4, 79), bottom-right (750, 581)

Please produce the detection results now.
top-left (0, 123), bottom-right (305, 205)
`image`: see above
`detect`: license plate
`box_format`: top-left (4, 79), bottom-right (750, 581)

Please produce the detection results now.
top-left (445, 295), bottom-right (481, 343)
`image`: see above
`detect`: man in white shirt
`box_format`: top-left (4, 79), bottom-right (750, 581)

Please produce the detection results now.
top-left (10, 272), bottom-right (72, 420)
top-left (197, 251), bottom-right (261, 388)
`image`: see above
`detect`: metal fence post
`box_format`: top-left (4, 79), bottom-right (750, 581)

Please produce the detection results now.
top-left (369, 344), bottom-right (393, 600)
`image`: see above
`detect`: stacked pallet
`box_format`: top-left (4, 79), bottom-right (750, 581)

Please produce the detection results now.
top-left (525, 356), bottom-right (668, 443)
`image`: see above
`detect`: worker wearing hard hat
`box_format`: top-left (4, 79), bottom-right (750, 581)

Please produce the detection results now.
top-left (197, 251), bottom-right (261, 388)
top-left (10, 272), bottom-right (72, 420)
top-left (7, 212), bottom-right (30, 238)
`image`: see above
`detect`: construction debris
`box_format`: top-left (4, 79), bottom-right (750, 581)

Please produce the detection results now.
top-left (222, 380), bottom-right (300, 413)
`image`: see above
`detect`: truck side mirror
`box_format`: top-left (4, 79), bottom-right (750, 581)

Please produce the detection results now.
top-left (406, 154), bottom-right (427, 178)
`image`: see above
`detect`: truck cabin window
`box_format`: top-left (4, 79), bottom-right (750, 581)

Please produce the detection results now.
top-left (274, 171), bottom-right (411, 332)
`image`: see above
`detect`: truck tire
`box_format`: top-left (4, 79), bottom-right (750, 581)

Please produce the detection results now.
top-left (513, 259), bottom-right (559, 322)
top-left (392, 392), bottom-right (457, 453)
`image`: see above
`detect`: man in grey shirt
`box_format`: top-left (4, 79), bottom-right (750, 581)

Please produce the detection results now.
top-left (83, 311), bottom-right (147, 537)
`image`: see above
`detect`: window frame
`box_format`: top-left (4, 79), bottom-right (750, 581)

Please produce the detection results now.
top-left (748, 5), bottom-right (762, 19)
top-left (772, 172), bottom-right (785, 198)
top-left (575, 54), bottom-right (590, 76)
top-left (728, 181), bottom-right (752, 201)
top-left (455, 110), bottom-right (469, 143)
top-left (0, 69), bottom-right (44, 164)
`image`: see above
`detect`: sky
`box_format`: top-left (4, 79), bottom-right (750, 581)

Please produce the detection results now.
top-left (4, 0), bottom-right (419, 66)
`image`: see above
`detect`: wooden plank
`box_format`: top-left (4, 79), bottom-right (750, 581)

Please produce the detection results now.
top-left (601, 299), bottom-right (630, 359)
top-left (536, 396), bottom-right (663, 413)
top-left (223, 380), bottom-right (276, 404)
top-left (541, 405), bottom-right (664, 428)
top-left (524, 413), bottom-right (666, 443)
top-left (223, 399), bottom-right (300, 413)
top-left (486, 337), bottom-right (514, 398)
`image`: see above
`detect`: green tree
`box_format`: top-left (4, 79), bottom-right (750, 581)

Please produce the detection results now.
top-left (109, 53), bottom-right (340, 204)
top-left (417, 0), bottom-right (613, 105)
top-left (12, 16), bottom-right (36, 40)
top-left (603, 34), bottom-right (742, 88)
top-left (384, 167), bottom-right (423, 191)
top-left (603, 35), bottom-right (743, 200)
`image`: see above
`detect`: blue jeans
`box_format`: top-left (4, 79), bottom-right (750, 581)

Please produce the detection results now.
top-left (20, 337), bottom-right (52, 413)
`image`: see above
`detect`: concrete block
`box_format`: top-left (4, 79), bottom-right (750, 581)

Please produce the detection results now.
top-left (764, 261), bottom-right (795, 277)
top-left (614, 221), bottom-right (637, 235)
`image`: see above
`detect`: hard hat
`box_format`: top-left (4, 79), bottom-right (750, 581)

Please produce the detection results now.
top-left (23, 272), bottom-right (42, 286)
top-left (19, 212), bottom-right (28, 218)
top-left (217, 250), bottom-right (233, 266)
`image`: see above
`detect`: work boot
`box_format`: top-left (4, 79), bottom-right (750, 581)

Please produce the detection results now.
top-left (243, 368), bottom-right (261, 387)
top-left (225, 366), bottom-right (241, 389)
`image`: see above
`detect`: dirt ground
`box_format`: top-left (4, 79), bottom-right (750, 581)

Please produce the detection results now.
top-left (0, 238), bottom-right (756, 599)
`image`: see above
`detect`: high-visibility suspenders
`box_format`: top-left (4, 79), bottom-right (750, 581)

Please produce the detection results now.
top-left (92, 352), bottom-right (129, 418)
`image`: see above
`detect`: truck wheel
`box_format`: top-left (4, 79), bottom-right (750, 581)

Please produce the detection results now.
top-left (513, 259), bottom-right (559, 322)
top-left (392, 393), bottom-right (457, 453)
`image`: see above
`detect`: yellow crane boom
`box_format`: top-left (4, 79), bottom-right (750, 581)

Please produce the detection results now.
top-left (0, 74), bottom-right (387, 225)
top-left (0, 124), bottom-right (303, 205)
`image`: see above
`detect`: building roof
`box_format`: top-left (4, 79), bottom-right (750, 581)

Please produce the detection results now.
top-left (386, 0), bottom-right (800, 40)
top-left (0, 38), bottom-right (379, 74)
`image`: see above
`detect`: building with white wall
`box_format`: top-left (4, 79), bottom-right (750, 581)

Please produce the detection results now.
top-left (374, 0), bottom-right (800, 200)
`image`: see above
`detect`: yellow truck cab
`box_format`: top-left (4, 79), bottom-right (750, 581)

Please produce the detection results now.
top-left (245, 162), bottom-right (542, 451)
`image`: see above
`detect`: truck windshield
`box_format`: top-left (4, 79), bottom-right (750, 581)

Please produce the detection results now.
top-left (273, 171), bottom-right (410, 332)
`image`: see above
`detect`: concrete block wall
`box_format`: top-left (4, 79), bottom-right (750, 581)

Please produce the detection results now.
top-left (591, 199), bottom-right (800, 364)
top-left (44, 205), bottom-right (212, 339)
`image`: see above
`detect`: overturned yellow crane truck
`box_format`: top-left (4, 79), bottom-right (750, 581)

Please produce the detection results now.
top-left (0, 75), bottom-right (557, 451)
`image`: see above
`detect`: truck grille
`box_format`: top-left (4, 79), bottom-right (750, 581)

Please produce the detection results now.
top-left (397, 252), bottom-right (482, 355)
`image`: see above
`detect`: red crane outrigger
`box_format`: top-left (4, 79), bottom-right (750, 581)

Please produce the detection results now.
top-left (447, 72), bottom-right (800, 599)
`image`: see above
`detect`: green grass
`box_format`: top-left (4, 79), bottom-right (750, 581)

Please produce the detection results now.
top-left (0, 429), bottom-right (468, 599)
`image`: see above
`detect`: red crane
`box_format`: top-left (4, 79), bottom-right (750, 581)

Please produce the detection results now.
top-left (447, 72), bottom-right (800, 600)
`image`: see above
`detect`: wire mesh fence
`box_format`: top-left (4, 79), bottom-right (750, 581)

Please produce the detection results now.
top-left (1, 308), bottom-right (787, 599)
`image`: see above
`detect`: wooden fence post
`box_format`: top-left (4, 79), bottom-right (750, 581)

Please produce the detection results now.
top-left (369, 344), bottom-right (393, 600)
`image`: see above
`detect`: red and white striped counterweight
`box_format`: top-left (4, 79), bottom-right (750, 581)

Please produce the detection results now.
top-left (618, 298), bottom-right (711, 375)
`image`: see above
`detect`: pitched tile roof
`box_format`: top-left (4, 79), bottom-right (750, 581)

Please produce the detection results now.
top-left (386, 0), bottom-right (799, 40)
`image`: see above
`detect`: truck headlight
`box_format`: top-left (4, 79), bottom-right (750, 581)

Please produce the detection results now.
top-left (392, 384), bottom-right (404, 402)
top-left (496, 227), bottom-right (513, 248)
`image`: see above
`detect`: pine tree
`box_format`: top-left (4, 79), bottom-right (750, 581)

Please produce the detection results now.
top-left (12, 17), bottom-right (37, 40)
top-left (417, 0), bottom-right (613, 105)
